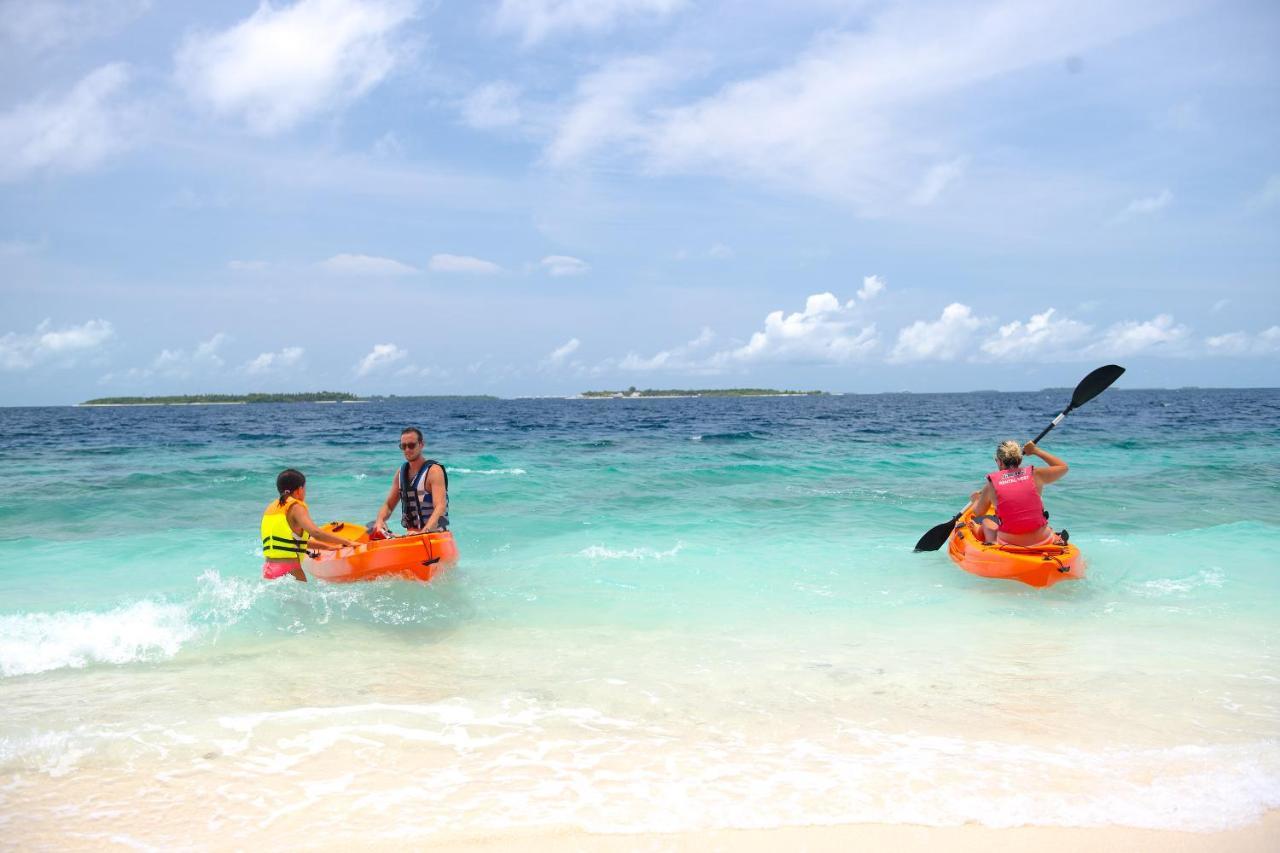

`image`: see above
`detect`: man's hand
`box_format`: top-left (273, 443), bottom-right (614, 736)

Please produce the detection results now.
top-left (1022, 440), bottom-right (1041, 457)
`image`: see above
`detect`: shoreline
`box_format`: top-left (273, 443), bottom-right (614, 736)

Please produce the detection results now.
top-left (427, 814), bottom-right (1280, 853)
top-left (17, 812), bottom-right (1279, 850)
top-left (77, 399), bottom-right (371, 407)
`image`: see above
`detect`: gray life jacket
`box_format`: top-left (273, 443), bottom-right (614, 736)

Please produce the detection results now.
top-left (400, 459), bottom-right (449, 530)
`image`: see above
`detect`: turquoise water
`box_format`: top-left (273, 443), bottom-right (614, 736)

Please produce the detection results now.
top-left (1, 391), bottom-right (1278, 845)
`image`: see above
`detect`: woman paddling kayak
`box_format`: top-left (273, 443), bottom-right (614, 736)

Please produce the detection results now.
top-left (968, 440), bottom-right (1069, 547)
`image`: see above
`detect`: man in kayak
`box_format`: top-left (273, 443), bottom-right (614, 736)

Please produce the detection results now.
top-left (968, 440), bottom-right (1068, 547)
top-left (372, 427), bottom-right (449, 537)
top-left (261, 469), bottom-right (362, 581)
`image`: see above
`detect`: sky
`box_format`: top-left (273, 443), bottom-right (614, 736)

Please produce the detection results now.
top-left (1, 0), bottom-right (1278, 404)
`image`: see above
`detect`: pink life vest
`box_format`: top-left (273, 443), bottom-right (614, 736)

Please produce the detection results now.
top-left (987, 466), bottom-right (1046, 534)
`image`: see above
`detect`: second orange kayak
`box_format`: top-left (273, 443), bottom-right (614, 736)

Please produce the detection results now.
top-left (947, 506), bottom-right (1084, 588)
top-left (304, 521), bottom-right (459, 583)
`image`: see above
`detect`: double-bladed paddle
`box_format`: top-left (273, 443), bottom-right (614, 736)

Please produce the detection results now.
top-left (911, 364), bottom-right (1126, 553)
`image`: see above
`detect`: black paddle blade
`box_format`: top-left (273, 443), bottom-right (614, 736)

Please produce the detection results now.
top-left (1070, 364), bottom-right (1125, 411)
top-left (914, 514), bottom-right (959, 552)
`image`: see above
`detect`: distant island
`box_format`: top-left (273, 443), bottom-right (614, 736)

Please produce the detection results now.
top-left (580, 387), bottom-right (826, 398)
top-left (81, 392), bottom-right (362, 406)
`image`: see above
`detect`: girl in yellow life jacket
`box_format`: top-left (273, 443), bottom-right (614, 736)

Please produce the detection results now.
top-left (261, 469), bottom-right (361, 582)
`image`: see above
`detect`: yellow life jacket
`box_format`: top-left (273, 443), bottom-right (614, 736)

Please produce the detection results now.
top-left (261, 496), bottom-right (310, 560)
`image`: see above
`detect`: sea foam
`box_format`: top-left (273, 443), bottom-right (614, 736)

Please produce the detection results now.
top-left (0, 601), bottom-right (198, 678)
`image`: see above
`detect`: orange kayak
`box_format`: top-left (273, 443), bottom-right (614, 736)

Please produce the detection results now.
top-left (303, 521), bottom-right (459, 583)
top-left (947, 506), bottom-right (1084, 588)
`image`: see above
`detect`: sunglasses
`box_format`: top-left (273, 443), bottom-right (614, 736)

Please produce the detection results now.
top-left (399, 441), bottom-right (420, 450)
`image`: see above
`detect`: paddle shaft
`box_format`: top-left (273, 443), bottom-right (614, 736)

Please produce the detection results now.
top-left (1031, 409), bottom-right (1070, 445)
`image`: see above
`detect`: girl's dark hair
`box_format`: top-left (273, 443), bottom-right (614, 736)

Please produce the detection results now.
top-left (276, 468), bottom-right (306, 505)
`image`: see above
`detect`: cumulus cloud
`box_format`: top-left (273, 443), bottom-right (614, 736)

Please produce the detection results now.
top-left (355, 342), bottom-right (406, 376)
top-left (428, 253), bottom-right (502, 274)
top-left (1093, 313), bottom-right (1187, 356)
top-left (711, 293), bottom-right (877, 366)
top-left (980, 308), bottom-right (1092, 360)
top-left (1205, 326), bottom-right (1280, 357)
top-left (0, 63), bottom-right (134, 182)
top-left (542, 254), bottom-right (590, 276)
top-left (494, 0), bottom-right (684, 45)
top-left (1112, 188), bottom-right (1173, 223)
top-left (243, 346), bottom-right (305, 374)
top-left (460, 81), bottom-right (522, 129)
top-left (0, 318), bottom-right (115, 370)
top-left (708, 242), bottom-right (734, 259)
top-left (890, 304), bottom-right (1197, 363)
top-left (149, 333), bottom-right (229, 378)
top-left (319, 253), bottom-right (417, 275)
top-left (174, 0), bottom-right (417, 135)
top-left (856, 274), bottom-right (885, 301)
top-left (890, 303), bottom-right (987, 362)
top-left (545, 337), bottom-right (580, 366)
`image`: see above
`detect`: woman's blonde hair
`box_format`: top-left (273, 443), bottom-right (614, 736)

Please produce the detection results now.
top-left (995, 440), bottom-right (1023, 468)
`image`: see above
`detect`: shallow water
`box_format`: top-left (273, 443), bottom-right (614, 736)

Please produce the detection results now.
top-left (1, 391), bottom-right (1278, 844)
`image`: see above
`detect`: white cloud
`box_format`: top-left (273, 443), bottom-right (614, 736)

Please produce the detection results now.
top-left (616, 327), bottom-right (714, 372)
top-left (856, 274), bottom-right (885, 301)
top-left (542, 254), bottom-right (590, 276)
top-left (394, 362), bottom-right (447, 379)
top-left (909, 157), bottom-right (967, 206)
top-left (545, 337), bottom-right (580, 365)
top-left (708, 242), bottom-right (734, 259)
top-left (0, 318), bottom-right (115, 370)
top-left (460, 82), bottom-right (522, 129)
top-left (546, 55), bottom-right (676, 167)
top-left (149, 332), bottom-right (229, 378)
top-left (711, 293), bottom-right (877, 366)
top-left (890, 303), bottom-right (987, 362)
top-left (174, 0), bottom-right (417, 135)
top-left (355, 342), bottom-right (406, 376)
top-left (243, 346), bottom-right (305, 374)
top-left (0, 0), bottom-right (149, 54)
top-left (494, 0), bottom-right (684, 45)
top-left (0, 63), bottom-right (134, 181)
top-left (1205, 326), bottom-right (1280, 357)
top-left (428, 253), bottom-right (503, 274)
top-left (560, 3), bottom-right (1175, 207)
top-left (319, 253), bottom-right (417, 275)
top-left (1092, 314), bottom-right (1187, 356)
top-left (1211, 299), bottom-right (1230, 314)
top-left (1113, 188), bottom-right (1173, 223)
top-left (980, 308), bottom-right (1092, 360)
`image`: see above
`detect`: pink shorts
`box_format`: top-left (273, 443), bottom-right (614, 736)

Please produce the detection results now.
top-left (262, 560), bottom-right (302, 580)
